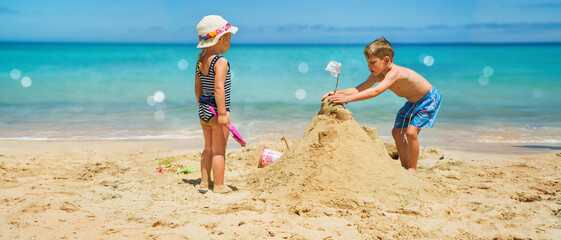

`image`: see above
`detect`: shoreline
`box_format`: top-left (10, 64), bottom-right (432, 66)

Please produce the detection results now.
top-left (1, 138), bottom-right (559, 156)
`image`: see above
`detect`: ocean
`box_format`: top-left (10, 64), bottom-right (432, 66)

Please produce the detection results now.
top-left (1, 42), bottom-right (560, 152)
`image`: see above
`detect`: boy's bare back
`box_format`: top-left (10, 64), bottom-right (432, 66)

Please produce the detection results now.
top-left (379, 64), bottom-right (432, 103)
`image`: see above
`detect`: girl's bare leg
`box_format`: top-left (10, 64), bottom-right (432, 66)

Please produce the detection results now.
top-left (199, 119), bottom-right (213, 192)
top-left (211, 122), bottom-right (231, 193)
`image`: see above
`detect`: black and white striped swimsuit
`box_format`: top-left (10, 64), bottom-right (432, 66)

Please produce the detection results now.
top-left (196, 55), bottom-right (231, 123)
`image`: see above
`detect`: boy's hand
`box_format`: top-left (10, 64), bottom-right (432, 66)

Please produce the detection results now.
top-left (218, 114), bottom-right (230, 126)
top-left (321, 91), bottom-right (335, 101)
top-left (328, 93), bottom-right (349, 104)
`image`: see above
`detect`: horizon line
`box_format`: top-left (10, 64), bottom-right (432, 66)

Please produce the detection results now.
top-left (1, 40), bottom-right (561, 46)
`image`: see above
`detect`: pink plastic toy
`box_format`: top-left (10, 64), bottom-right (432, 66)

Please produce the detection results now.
top-left (259, 147), bottom-right (282, 168)
top-left (208, 106), bottom-right (247, 147)
top-left (154, 167), bottom-right (171, 173)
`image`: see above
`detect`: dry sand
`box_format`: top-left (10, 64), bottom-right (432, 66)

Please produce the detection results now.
top-left (1, 101), bottom-right (560, 239)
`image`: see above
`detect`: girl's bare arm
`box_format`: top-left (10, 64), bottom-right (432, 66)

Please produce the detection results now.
top-left (213, 58), bottom-right (230, 125)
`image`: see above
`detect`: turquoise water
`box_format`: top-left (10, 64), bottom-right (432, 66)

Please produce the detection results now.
top-left (1, 43), bottom-right (560, 149)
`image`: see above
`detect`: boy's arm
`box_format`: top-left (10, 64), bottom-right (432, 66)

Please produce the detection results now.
top-left (214, 58), bottom-right (230, 125)
top-left (349, 71), bottom-right (397, 102)
top-left (329, 72), bottom-right (396, 104)
top-left (355, 73), bottom-right (382, 92)
top-left (321, 74), bottom-right (380, 100)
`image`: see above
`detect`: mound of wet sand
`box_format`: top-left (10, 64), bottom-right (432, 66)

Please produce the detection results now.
top-left (248, 99), bottom-right (443, 208)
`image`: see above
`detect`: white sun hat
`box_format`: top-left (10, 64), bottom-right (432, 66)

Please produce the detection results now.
top-left (196, 15), bottom-right (238, 49)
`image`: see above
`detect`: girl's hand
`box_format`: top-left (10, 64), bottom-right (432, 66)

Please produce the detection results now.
top-left (321, 91), bottom-right (335, 101)
top-left (328, 93), bottom-right (349, 104)
top-left (218, 114), bottom-right (230, 126)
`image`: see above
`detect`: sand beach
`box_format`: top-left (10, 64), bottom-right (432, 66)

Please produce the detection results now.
top-left (1, 101), bottom-right (560, 239)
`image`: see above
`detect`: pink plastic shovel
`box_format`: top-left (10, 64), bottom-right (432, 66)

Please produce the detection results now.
top-left (208, 106), bottom-right (246, 147)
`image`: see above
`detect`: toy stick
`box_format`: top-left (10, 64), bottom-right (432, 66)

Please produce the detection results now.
top-left (283, 136), bottom-right (290, 150)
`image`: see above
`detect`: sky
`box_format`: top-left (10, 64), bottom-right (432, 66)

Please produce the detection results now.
top-left (1, 0), bottom-right (560, 44)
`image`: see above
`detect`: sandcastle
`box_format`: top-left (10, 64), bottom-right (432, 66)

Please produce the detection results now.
top-left (248, 99), bottom-right (442, 208)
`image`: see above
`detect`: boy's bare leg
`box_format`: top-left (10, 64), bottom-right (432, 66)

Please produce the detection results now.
top-left (392, 128), bottom-right (409, 169)
top-left (405, 126), bottom-right (422, 174)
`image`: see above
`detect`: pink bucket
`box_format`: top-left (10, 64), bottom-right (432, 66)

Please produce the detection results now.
top-left (259, 147), bottom-right (282, 168)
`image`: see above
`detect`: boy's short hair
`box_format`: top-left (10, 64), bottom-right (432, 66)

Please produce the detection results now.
top-left (363, 37), bottom-right (394, 61)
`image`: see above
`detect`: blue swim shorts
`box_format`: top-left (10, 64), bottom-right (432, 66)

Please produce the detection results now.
top-left (394, 86), bottom-right (442, 129)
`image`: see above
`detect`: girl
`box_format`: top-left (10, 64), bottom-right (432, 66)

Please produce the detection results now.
top-left (194, 15), bottom-right (238, 194)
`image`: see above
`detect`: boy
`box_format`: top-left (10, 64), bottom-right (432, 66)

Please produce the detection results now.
top-left (321, 37), bottom-right (442, 174)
